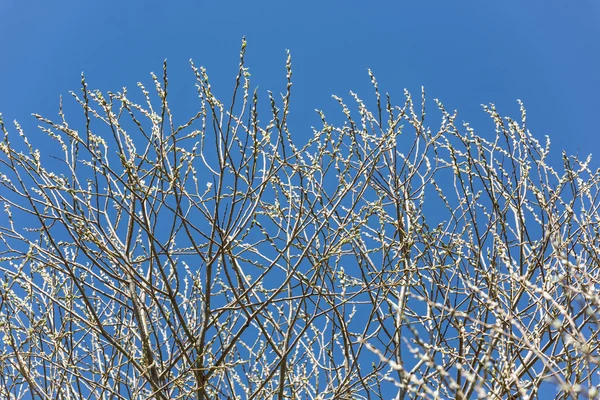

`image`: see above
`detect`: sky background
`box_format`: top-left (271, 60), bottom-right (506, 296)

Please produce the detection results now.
top-left (1, 1), bottom-right (599, 167)
top-left (1, 1), bottom-right (599, 398)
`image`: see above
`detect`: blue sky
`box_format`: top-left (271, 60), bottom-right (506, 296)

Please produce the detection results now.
top-left (1, 1), bottom-right (599, 398)
top-left (1, 1), bottom-right (599, 166)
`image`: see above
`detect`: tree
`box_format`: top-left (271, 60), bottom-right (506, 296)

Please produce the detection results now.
top-left (0, 40), bottom-right (599, 399)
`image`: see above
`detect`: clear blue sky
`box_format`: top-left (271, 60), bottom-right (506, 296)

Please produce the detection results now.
top-left (1, 1), bottom-right (599, 166)
top-left (1, 1), bottom-right (599, 398)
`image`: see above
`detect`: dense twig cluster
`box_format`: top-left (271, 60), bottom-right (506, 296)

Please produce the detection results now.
top-left (0, 40), bottom-right (599, 399)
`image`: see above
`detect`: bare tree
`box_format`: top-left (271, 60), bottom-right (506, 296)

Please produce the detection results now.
top-left (0, 40), bottom-right (599, 399)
